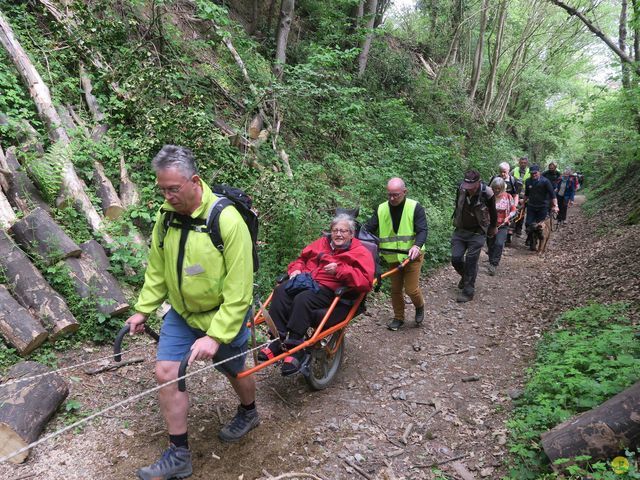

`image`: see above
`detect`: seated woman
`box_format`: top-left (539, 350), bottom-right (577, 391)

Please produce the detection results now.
top-left (259, 213), bottom-right (375, 376)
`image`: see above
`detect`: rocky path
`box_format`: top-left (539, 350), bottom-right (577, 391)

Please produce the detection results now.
top-left (2, 196), bottom-right (638, 480)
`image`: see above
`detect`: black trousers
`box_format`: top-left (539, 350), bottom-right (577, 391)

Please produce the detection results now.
top-left (557, 195), bottom-right (568, 222)
top-left (451, 230), bottom-right (486, 296)
top-left (268, 283), bottom-right (351, 339)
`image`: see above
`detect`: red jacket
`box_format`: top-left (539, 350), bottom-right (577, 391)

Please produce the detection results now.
top-left (288, 237), bottom-right (375, 293)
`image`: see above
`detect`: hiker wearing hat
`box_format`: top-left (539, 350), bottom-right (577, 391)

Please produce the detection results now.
top-left (451, 170), bottom-right (498, 303)
top-left (364, 177), bottom-right (428, 330)
top-left (523, 164), bottom-right (558, 250)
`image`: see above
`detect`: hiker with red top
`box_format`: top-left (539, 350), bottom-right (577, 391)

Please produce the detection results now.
top-left (486, 177), bottom-right (517, 276)
top-left (259, 213), bottom-right (375, 376)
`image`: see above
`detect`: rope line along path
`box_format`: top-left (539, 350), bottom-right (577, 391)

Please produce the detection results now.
top-left (0, 340), bottom-right (157, 388)
top-left (0, 340), bottom-right (272, 464)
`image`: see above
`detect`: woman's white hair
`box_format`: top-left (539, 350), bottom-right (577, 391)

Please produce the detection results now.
top-left (330, 213), bottom-right (356, 234)
top-left (499, 161), bottom-right (511, 172)
top-left (490, 177), bottom-right (506, 194)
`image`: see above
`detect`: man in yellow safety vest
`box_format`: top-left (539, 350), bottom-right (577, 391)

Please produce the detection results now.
top-left (364, 178), bottom-right (427, 331)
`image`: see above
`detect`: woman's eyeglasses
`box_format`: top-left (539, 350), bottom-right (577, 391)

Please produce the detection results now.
top-left (331, 228), bottom-right (351, 235)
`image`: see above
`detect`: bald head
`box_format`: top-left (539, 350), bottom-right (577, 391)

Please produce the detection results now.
top-left (386, 177), bottom-right (407, 206)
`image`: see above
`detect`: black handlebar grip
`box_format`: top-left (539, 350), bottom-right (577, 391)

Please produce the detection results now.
top-left (177, 351), bottom-right (190, 392)
top-left (113, 326), bottom-right (130, 362)
top-left (114, 324), bottom-right (160, 362)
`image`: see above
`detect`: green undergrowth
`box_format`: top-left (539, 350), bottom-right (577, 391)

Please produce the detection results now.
top-left (505, 302), bottom-right (640, 479)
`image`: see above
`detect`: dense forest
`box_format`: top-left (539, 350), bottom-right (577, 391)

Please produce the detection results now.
top-left (0, 0), bottom-right (639, 479)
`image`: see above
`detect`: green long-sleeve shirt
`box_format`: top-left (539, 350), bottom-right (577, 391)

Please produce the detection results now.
top-left (134, 182), bottom-right (253, 343)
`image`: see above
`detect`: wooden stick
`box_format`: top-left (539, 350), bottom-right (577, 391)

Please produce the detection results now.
top-left (401, 422), bottom-right (414, 445)
top-left (84, 357), bottom-right (144, 375)
top-left (343, 459), bottom-right (372, 480)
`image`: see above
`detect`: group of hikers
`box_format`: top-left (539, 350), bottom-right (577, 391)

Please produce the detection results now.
top-left (125, 145), bottom-right (579, 480)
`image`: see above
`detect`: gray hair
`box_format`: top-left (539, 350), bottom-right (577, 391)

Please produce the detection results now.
top-left (499, 162), bottom-right (510, 172)
top-left (330, 213), bottom-right (356, 234)
top-left (490, 177), bottom-right (506, 194)
top-left (151, 145), bottom-right (198, 179)
top-left (564, 167), bottom-right (572, 175)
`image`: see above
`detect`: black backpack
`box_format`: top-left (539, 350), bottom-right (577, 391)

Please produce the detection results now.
top-left (158, 184), bottom-right (259, 273)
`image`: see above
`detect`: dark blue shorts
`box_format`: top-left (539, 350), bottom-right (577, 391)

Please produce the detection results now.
top-left (157, 308), bottom-right (250, 377)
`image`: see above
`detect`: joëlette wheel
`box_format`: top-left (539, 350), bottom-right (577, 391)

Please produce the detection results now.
top-left (304, 332), bottom-right (345, 390)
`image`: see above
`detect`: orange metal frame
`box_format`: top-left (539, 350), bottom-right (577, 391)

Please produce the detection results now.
top-left (237, 258), bottom-right (409, 378)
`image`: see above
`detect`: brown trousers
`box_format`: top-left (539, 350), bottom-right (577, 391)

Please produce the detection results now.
top-left (389, 253), bottom-right (425, 320)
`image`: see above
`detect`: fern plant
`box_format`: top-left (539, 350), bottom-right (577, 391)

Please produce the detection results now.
top-left (24, 140), bottom-right (68, 204)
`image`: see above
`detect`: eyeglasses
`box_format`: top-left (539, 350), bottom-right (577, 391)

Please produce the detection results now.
top-left (387, 192), bottom-right (404, 198)
top-left (331, 228), bottom-right (351, 235)
top-left (156, 180), bottom-right (189, 197)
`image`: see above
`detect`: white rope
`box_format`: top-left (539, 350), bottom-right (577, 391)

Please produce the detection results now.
top-left (0, 340), bottom-right (156, 388)
top-left (0, 340), bottom-right (272, 464)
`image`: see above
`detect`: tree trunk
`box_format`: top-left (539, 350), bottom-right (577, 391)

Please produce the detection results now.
top-left (541, 381), bottom-right (640, 466)
top-left (273, 0), bottom-right (294, 79)
top-left (93, 161), bottom-right (124, 220)
top-left (0, 361), bottom-right (69, 463)
top-left (0, 149), bottom-right (16, 227)
top-left (80, 239), bottom-right (111, 271)
top-left (0, 147), bottom-right (51, 214)
top-left (450, 0), bottom-right (464, 65)
top-left (550, 0), bottom-right (640, 76)
top-left (483, 0), bottom-right (507, 113)
top-left (620, 0), bottom-right (631, 88)
top-left (0, 285), bottom-right (48, 356)
top-left (357, 0), bottom-right (379, 78)
top-left (10, 207), bottom-right (82, 265)
top-left (0, 231), bottom-right (78, 339)
top-left (63, 254), bottom-right (129, 317)
top-left (119, 156), bottom-right (140, 208)
top-left (0, 10), bottom-right (110, 242)
top-left (468, 0), bottom-right (490, 101)
top-left (633, 0), bottom-right (640, 62)
top-left (374, 0), bottom-right (391, 28)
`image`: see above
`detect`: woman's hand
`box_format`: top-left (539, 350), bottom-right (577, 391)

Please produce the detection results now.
top-left (290, 270), bottom-right (302, 277)
top-left (323, 263), bottom-right (338, 275)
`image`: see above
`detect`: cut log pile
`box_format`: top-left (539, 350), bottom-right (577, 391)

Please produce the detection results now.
top-left (0, 361), bottom-right (69, 463)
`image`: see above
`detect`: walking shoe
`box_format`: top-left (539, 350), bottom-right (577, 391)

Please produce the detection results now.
top-left (456, 291), bottom-right (473, 303)
top-left (506, 234), bottom-right (512, 245)
top-left (487, 264), bottom-right (497, 276)
top-left (457, 278), bottom-right (464, 290)
top-left (387, 318), bottom-right (404, 331)
top-left (218, 405), bottom-right (260, 442)
top-left (281, 350), bottom-right (306, 376)
top-left (137, 445), bottom-right (192, 480)
top-left (414, 306), bottom-right (424, 326)
top-left (257, 341), bottom-right (284, 362)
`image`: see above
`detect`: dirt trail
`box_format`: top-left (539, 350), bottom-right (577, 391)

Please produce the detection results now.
top-left (2, 196), bottom-right (638, 480)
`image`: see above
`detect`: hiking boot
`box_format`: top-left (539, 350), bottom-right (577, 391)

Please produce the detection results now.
top-left (456, 291), bottom-right (474, 303)
top-left (487, 264), bottom-right (497, 276)
top-left (218, 405), bottom-right (260, 443)
top-left (387, 318), bottom-right (404, 331)
top-left (457, 278), bottom-right (464, 290)
top-left (137, 445), bottom-right (192, 480)
top-left (506, 234), bottom-right (512, 245)
top-left (414, 306), bottom-right (424, 326)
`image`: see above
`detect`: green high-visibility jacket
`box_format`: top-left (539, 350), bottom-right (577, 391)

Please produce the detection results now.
top-left (378, 199), bottom-right (424, 263)
top-left (134, 182), bottom-right (253, 344)
top-left (513, 166), bottom-right (530, 183)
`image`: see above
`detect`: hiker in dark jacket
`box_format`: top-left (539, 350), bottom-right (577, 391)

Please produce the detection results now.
top-left (451, 169), bottom-right (497, 303)
top-left (524, 164), bottom-right (558, 249)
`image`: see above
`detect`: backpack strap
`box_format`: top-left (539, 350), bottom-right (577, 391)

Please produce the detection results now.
top-left (207, 197), bottom-right (234, 253)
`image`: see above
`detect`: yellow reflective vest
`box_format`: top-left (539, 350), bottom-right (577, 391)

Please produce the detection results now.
top-left (378, 199), bottom-right (424, 263)
top-left (513, 166), bottom-right (530, 183)
top-left (134, 182), bottom-right (253, 344)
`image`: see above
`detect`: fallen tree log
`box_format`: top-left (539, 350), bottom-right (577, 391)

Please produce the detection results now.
top-left (0, 187), bottom-right (16, 228)
top-left (64, 253), bottom-right (129, 317)
top-left (0, 285), bottom-right (48, 356)
top-left (0, 10), bottom-right (111, 243)
top-left (80, 239), bottom-right (111, 271)
top-left (541, 380), bottom-right (640, 465)
top-left (119, 156), bottom-right (140, 208)
top-left (10, 207), bottom-right (81, 264)
top-left (0, 146), bottom-right (50, 214)
top-left (0, 361), bottom-right (69, 463)
top-left (0, 231), bottom-right (78, 339)
top-left (93, 161), bottom-right (124, 220)
top-left (0, 114), bottom-right (45, 155)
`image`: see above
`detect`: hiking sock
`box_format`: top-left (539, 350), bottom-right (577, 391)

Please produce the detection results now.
top-left (169, 432), bottom-right (189, 449)
top-left (241, 401), bottom-right (256, 411)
